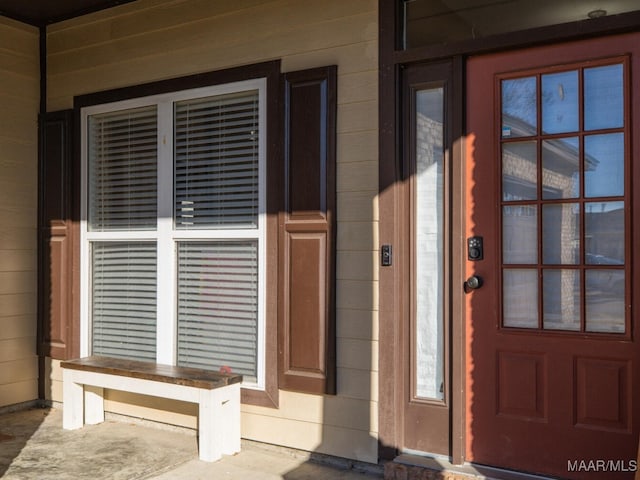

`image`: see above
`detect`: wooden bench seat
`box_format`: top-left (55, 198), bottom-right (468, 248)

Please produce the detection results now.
top-left (61, 356), bottom-right (243, 462)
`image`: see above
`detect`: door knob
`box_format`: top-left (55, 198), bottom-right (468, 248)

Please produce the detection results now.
top-left (464, 275), bottom-right (483, 292)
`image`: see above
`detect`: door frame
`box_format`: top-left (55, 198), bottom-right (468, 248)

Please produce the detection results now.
top-left (377, 0), bottom-right (640, 465)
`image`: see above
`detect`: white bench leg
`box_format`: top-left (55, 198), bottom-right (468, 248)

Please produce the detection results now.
top-left (62, 369), bottom-right (84, 430)
top-left (221, 383), bottom-right (241, 455)
top-left (84, 386), bottom-right (105, 425)
top-left (198, 384), bottom-right (241, 461)
top-left (198, 388), bottom-right (224, 462)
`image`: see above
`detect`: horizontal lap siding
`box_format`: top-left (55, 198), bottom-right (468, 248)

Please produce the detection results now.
top-left (46, 0), bottom-right (378, 463)
top-left (0, 17), bottom-right (39, 408)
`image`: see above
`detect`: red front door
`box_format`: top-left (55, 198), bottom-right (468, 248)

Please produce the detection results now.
top-left (466, 33), bottom-right (640, 479)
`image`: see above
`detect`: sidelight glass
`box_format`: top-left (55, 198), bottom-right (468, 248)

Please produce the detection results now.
top-left (414, 87), bottom-right (445, 401)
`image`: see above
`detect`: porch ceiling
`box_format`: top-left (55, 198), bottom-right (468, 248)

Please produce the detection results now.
top-left (0, 0), bottom-right (137, 26)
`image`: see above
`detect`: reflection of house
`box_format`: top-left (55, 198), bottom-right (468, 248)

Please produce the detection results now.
top-left (1, 1), bottom-right (639, 480)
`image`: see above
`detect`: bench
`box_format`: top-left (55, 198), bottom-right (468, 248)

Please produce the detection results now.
top-left (61, 355), bottom-right (243, 462)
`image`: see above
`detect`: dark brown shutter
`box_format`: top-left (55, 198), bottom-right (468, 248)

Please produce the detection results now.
top-left (278, 66), bottom-right (337, 395)
top-left (38, 110), bottom-right (78, 360)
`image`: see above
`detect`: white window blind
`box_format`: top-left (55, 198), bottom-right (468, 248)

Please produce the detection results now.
top-left (92, 242), bottom-right (157, 361)
top-left (177, 242), bottom-right (258, 382)
top-left (174, 91), bottom-right (259, 229)
top-left (88, 106), bottom-right (158, 231)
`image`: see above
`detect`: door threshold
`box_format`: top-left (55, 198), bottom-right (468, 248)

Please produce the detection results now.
top-left (386, 453), bottom-right (557, 480)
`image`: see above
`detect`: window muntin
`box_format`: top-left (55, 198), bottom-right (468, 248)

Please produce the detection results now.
top-left (500, 60), bottom-right (627, 335)
top-left (81, 78), bottom-right (266, 388)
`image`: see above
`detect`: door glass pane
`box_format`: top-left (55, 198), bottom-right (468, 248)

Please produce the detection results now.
top-left (584, 64), bottom-right (624, 131)
top-left (584, 133), bottom-right (624, 197)
top-left (585, 201), bottom-right (624, 265)
top-left (543, 269), bottom-right (580, 331)
top-left (542, 70), bottom-right (579, 134)
top-left (542, 137), bottom-right (579, 199)
top-left (502, 77), bottom-right (537, 138)
top-left (586, 269), bottom-right (625, 333)
top-left (542, 203), bottom-right (580, 265)
top-left (415, 88), bottom-right (444, 400)
top-left (502, 141), bottom-right (537, 200)
top-left (503, 205), bottom-right (537, 264)
top-left (503, 269), bottom-right (538, 328)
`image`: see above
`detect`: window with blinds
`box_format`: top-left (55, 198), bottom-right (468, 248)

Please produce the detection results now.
top-left (177, 242), bottom-right (258, 382)
top-left (88, 106), bottom-right (158, 231)
top-left (175, 91), bottom-right (259, 229)
top-left (91, 242), bottom-right (157, 361)
top-left (82, 78), bottom-right (266, 387)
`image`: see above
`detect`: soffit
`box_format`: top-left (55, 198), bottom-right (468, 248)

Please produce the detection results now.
top-left (0, 0), bottom-right (137, 27)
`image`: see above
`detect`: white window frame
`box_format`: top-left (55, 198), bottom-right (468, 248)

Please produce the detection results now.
top-left (80, 78), bottom-right (268, 390)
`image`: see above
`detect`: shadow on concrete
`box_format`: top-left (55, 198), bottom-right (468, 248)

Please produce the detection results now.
top-left (0, 407), bottom-right (198, 480)
top-left (0, 405), bottom-right (49, 478)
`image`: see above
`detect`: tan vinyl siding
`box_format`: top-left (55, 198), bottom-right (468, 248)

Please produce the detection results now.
top-left (47, 0), bottom-right (378, 463)
top-left (0, 17), bottom-right (39, 409)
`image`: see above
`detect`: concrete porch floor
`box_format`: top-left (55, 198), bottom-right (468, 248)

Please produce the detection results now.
top-left (0, 407), bottom-right (383, 479)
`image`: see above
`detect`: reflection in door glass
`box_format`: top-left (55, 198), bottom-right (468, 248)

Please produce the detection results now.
top-left (502, 141), bottom-right (537, 201)
top-left (543, 269), bottom-right (580, 331)
top-left (503, 269), bottom-right (538, 328)
top-left (542, 137), bottom-right (579, 199)
top-left (502, 77), bottom-right (537, 138)
top-left (585, 201), bottom-right (624, 265)
top-left (503, 205), bottom-right (537, 264)
top-left (542, 203), bottom-right (580, 265)
top-left (415, 88), bottom-right (444, 401)
top-left (586, 270), bottom-right (625, 333)
top-left (542, 70), bottom-right (579, 134)
top-left (584, 133), bottom-right (624, 198)
top-left (500, 61), bottom-right (627, 334)
top-left (584, 64), bottom-right (624, 131)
